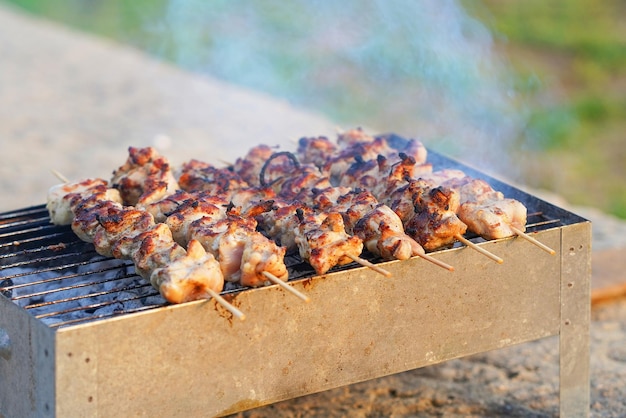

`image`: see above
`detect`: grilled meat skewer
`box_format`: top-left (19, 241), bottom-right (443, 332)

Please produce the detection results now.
top-left (115, 148), bottom-right (289, 289)
top-left (111, 146), bottom-right (180, 206)
top-left (46, 178), bottom-right (227, 306)
top-left (418, 172), bottom-right (528, 241)
top-left (296, 128), bottom-right (429, 184)
top-left (255, 153), bottom-right (430, 266)
top-left (164, 198), bottom-right (288, 287)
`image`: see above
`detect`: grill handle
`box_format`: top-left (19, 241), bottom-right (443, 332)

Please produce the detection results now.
top-left (0, 328), bottom-right (11, 360)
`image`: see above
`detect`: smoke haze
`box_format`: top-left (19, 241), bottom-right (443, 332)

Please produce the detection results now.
top-left (150, 0), bottom-right (526, 178)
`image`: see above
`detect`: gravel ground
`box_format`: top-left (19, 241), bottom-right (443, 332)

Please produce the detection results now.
top-left (228, 299), bottom-right (626, 418)
top-left (1, 4), bottom-right (625, 417)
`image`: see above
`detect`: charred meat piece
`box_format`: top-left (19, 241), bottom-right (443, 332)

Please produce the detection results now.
top-left (111, 146), bottom-right (180, 206)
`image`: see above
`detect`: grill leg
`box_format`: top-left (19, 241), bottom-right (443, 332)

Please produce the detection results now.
top-left (559, 223), bottom-right (591, 417)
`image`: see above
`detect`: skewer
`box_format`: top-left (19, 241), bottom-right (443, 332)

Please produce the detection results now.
top-left (51, 169), bottom-right (69, 183)
top-left (510, 226), bottom-right (556, 255)
top-left (416, 253), bottom-right (455, 271)
top-left (217, 159), bottom-right (233, 167)
top-left (455, 234), bottom-right (504, 264)
top-left (346, 254), bottom-right (392, 278)
top-left (206, 288), bottom-right (246, 320)
top-left (262, 271), bottom-right (310, 303)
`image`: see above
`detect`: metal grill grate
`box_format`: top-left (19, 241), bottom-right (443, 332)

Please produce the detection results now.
top-left (0, 148), bottom-right (581, 329)
top-left (0, 205), bottom-right (163, 328)
top-left (0, 205), bottom-right (563, 329)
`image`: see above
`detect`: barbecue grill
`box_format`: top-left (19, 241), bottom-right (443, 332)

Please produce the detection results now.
top-left (0, 146), bottom-right (591, 417)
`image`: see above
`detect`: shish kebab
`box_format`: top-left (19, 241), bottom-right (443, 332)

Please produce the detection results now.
top-left (145, 144), bottom-right (434, 277)
top-left (75, 146), bottom-right (390, 298)
top-left (234, 145), bottom-right (455, 272)
top-left (333, 150), bottom-right (502, 262)
top-left (170, 155), bottom-right (389, 277)
top-left (46, 128), bottom-right (548, 310)
top-left (53, 148), bottom-right (394, 306)
top-left (108, 147), bottom-right (311, 302)
top-left (46, 148), bottom-right (295, 317)
top-left (49, 140), bottom-right (430, 296)
top-left (290, 133), bottom-right (487, 262)
top-left (297, 128), bottom-right (554, 256)
top-left (423, 170), bottom-right (555, 254)
top-left (43, 137), bottom-right (415, 313)
top-left (334, 147), bottom-right (553, 254)
top-left (114, 139), bottom-right (438, 288)
top-left (46, 178), bottom-right (245, 318)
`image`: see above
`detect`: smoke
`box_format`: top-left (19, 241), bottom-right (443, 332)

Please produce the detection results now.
top-left (147, 0), bottom-right (526, 179)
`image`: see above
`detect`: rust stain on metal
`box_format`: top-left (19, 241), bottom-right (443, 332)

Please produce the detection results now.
top-left (300, 276), bottom-right (324, 290)
top-left (220, 399), bottom-right (269, 417)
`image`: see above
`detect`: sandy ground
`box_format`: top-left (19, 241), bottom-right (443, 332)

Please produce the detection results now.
top-left (1, 4), bottom-right (625, 417)
top-left (0, 5), bottom-right (338, 213)
top-left (230, 298), bottom-right (626, 417)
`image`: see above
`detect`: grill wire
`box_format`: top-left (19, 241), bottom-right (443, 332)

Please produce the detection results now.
top-left (1, 145), bottom-right (570, 329)
top-left (0, 202), bottom-right (562, 329)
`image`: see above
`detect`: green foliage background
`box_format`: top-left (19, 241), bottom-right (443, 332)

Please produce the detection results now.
top-left (3, 0), bottom-right (625, 218)
top-left (468, 0), bottom-right (626, 218)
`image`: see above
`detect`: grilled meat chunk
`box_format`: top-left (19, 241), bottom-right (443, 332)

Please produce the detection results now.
top-left (295, 211), bottom-right (364, 275)
top-left (353, 204), bottom-right (424, 260)
top-left (150, 238), bottom-right (224, 304)
top-left (111, 146), bottom-right (180, 206)
top-left (47, 178), bottom-right (122, 225)
top-left (404, 186), bottom-right (467, 251)
top-left (458, 199), bottom-right (527, 240)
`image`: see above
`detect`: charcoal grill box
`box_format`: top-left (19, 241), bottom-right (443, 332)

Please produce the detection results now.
top-left (0, 150), bottom-right (591, 417)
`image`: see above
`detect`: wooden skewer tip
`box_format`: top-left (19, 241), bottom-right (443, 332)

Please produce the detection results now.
top-left (347, 254), bottom-right (392, 278)
top-left (455, 234), bottom-right (504, 264)
top-left (262, 271), bottom-right (310, 303)
top-left (217, 159), bottom-right (233, 167)
top-left (511, 227), bottom-right (556, 255)
top-left (206, 288), bottom-right (246, 320)
top-left (51, 169), bottom-right (69, 184)
top-left (417, 252), bottom-right (454, 272)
